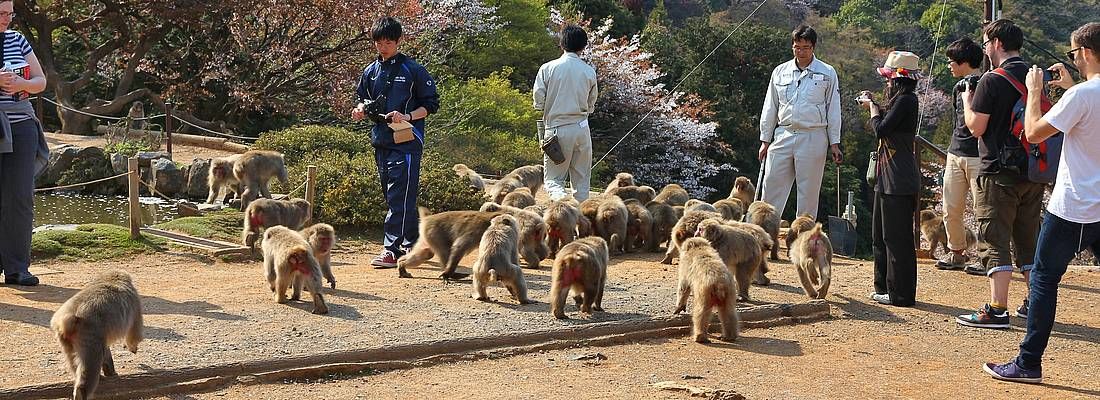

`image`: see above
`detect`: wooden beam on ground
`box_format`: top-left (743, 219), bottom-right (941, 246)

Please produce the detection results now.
top-left (140, 228), bottom-right (251, 257)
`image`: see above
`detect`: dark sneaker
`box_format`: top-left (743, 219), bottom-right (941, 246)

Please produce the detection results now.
top-left (4, 272), bottom-right (39, 286)
top-left (936, 251), bottom-right (966, 270)
top-left (964, 263), bottom-right (988, 276)
top-left (1016, 299), bottom-right (1029, 318)
top-left (370, 251), bottom-right (398, 269)
top-left (956, 304), bottom-right (1010, 329)
top-left (983, 361), bottom-right (1042, 384)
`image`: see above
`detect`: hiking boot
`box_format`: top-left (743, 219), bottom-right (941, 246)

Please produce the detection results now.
top-left (4, 272), bottom-right (39, 286)
top-left (1016, 299), bottom-right (1029, 318)
top-left (964, 263), bottom-right (988, 276)
top-left (956, 304), bottom-right (1010, 329)
top-left (983, 360), bottom-right (1042, 384)
top-left (370, 251), bottom-right (398, 269)
top-left (936, 251), bottom-right (967, 270)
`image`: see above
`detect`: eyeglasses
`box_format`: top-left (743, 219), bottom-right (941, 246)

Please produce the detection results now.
top-left (982, 38), bottom-right (993, 48)
top-left (1066, 46), bottom-right (1088, 62)
top-left (0, 12), bottom-right (15, 19)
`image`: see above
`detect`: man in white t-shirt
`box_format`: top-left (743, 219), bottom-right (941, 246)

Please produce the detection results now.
top-left (984, 22), bottom-right (1100, 385)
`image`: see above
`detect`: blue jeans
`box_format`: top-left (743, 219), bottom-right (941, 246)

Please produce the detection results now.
top-left (1015, 212), bottom-right (1100, 369)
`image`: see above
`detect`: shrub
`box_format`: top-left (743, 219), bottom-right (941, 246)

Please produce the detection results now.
top-left (253, 125), bottom-right (372, 162)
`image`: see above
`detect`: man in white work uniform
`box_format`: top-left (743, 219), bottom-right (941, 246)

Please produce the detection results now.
top-left (758, 25), bottom-right (843, 220)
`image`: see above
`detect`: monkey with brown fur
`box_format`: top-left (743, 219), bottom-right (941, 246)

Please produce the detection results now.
top-left (712, 198), bottom-right (744, 221)
top-left (300, 223), bottom-right (337, 289)
top-left (695, 219), bottom-right (768, 301)
top-left (675, 237), bottom-right (739, 343)
top-left (654, 183), bottom-right (689, 206)
top-left (502, 187), bottom-right (537, 209)
top-left (489, 165), bottom-right (544, 203)
top-left (789, 223), bottom-right (833, 299)
top-left (660, 210), bottom-right (724, 264)
top-left (596, 196), bottom-right (630, 254)
top-left (919, 209), bottom-right (976, 256)
top-left (243, 198), bottom-right (311, 252)
top-left (480, 202), bottom-right (550, 268)
top-left (785, 213), bottom-right (816, 256)
top-left (606, 185), bottom-right (657, 204)
top-left (51, 270), bottom-right (143, 400)
top-left (645, 200), bottom-right (678, 252)
top-left (550, 236), bottom-right (609, 319)
top-left (604, 172), bottom-right (635, 193)
top-left (207, 154), bottom-right (243, 204)
top-left (685, 199), bottom-right (718, 213)
top-left (623, 199), bottom-right (654, 252)
top-left (234, 150), bottom-right (290, 209)
top-left (746, 201), bottom-right (781, 261)
top-left (262, 226), bottom-right (329, 314)
top-left (728, 176), bottom-right (756, 207)
top-left (472, 214), bottom-right (533, 304)
top-left (543, 199), bottom-right (582, 257)
top-left (453, 163), bottom-right (486, 192)
top-left (398, 209), bottom-right (504, 280)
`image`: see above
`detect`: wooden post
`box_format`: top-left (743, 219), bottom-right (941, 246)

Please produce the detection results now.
top-left (305, 165), bottom-right (317, 224)
top-left (128, 157), bottom-right (141, 239)
top-left (165, 101), bottom-right (174, 158)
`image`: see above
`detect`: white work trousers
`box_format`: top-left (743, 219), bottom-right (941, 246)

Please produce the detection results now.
top-left (761, 128), bottom-right (828, 219)
top-left (543, 121), bottom-right (592, 201)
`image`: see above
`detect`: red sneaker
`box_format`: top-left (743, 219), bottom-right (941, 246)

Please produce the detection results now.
top-left (371, 251), bottom-right (398, 269)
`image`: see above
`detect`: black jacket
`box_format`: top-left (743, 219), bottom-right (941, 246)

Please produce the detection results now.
top-left (872, 93), bottom-right (920, 195)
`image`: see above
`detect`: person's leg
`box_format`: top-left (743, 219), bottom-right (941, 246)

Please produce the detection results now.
top-left (568, 124), bottom-right (593, 201)
top-left (791, 132), bottom-right (828, 219)
top-left (958, 175), bottom-right (1013, 328)
top-left (761, 130), bottom-right (797, 216)
top-left (872, 191), bottom-right (889, 296)
top-left (0, 121), bottom-right (39, 284)
top-left (1011, 181), bottom-right (1045, 313)
top-left (543, 125), bottom-right (578, 201)
top-left (397, 152), bottom-right (422, 252)
top-left (940, 154), bottom-right (969, 266)
top-left (371, 148), bottom-right (411, 267)
top-left (881, 194), bottom-right (917, 306)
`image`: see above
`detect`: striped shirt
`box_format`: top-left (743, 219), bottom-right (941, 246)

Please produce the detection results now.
top-left (1, 30), bottom-right (33, 122)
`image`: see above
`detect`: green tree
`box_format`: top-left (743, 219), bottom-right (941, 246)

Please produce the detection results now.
top-left (449, 0), bottom-right (560, 89)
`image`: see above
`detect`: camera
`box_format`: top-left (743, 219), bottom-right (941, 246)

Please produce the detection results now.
top-left (1042, 69), bottom-right (1060, 82)
top-left (362, 95), bottom-right (388, 124)
top-left (954, 75), bottom-right (980, 93)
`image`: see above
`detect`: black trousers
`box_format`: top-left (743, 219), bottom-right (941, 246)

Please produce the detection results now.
top-left (873, 192), bottom-right (918, 306)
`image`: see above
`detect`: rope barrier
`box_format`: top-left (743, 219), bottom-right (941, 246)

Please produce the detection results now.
top-left (171, 116), bottom-right (257, 141)
top-left (138, 178), bottom-right (179, 202)
top-left (34, 96), bottom-right (250, 138)
top-left (33, 171), bottom-right (132, 192)
top-left (285, 181), bottom-right (308, 197)
top-left (592, 0), bottom-right (771, 167)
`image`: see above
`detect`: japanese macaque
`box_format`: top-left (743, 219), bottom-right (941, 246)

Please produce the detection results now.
top-left (746, 201), bottom-right (781, 261)
top-left (479, 202), bottom-right (550, 269)
top-left (261, 226), bottom-right (328, 315)
top-left (606, 185), bottom-right (657, 204)
top-left (920, 209), bottom-right (976, 255)
top-left (489, 165), bottom-right (544, 203)
top-left (654, 183), bottom-right (689, 206)
top-left (51, 270), bottom-right (143, 400)
top-left (785, 214), bottom-right (816, 256)
top-left (471, 214), bottom-right (533, 304)
top-left (728, 176), bottom-right (756, 208)
top-left (127, 101), bottom-right (145, 131)
top-left (661, 210), bottom-right (724, 264)
top-left (675, 237), bottom-right (739, 343)
top-left (300, 223), bottom-right (337, 289)
top-left (623, 199), bottom-right (654, 252)
top-left (242, 198), bottom-right (311, 252)
top-left (398, 209), bottom-right (503, 280)
top-left (524, 204), bottom-right (547, 215)
top-left (234, 150), bottom-right (290, 209)
top-left (543, 199), bottom-right (582, 257)
top-left (604, 172), bottom-right (635, 193)
top-left (550, 236), bottom-right (609, 319)
top-left (695, 218), bottom-right (767, 301)
top-left (685, 199), bottom-right (718, 213)
top-left (502, 187), bottom-right (537, 209)
top-left (207, 154), bottom-right (243, 204)
top-left (646, 200), bottom-right (678, 252)
top-left (713, 198), bottom-right (744, 222)
top-left (453, 163), bottom-right (486, 192)
top-left (789, 223), bottom-right (833, 299)
top-left (596, 195), bottom-right (630, 254)
top-left (577, 212), bottom-right (594, 238)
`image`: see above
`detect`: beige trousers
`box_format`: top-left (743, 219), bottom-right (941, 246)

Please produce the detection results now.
top-left (942, 153), bottom-right (981, 251)
top-left (543, 121), bottom-right (592, 201)
top-left (761, 128), bottom-right (828, 219)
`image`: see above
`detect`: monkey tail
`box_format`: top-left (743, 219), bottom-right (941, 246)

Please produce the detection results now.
top-left (55, 313), bottom-right (81, 342)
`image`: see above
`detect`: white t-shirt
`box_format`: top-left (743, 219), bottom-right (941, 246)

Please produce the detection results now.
top-left (1045, 77), bottom-right (1100, 223)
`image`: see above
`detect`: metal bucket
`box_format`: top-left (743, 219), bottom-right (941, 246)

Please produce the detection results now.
top-left (827, 215), bottom-right (857, 257)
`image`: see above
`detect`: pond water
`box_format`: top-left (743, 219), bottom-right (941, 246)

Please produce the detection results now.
top-left (33, 193), bottom-right (182, 228)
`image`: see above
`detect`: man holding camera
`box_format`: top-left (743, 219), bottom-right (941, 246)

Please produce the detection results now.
top-left (956, 19), bottom-right (1039, 329)
top-left (937, 38), bottom-right (984, 270)
top-left (352, 17), bottom-right (439, 269)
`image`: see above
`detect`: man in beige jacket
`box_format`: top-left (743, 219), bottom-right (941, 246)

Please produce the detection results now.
top-left (759, 25), bottom-right (843, 220)
top-left (533, 24), bottom-right (599, 201)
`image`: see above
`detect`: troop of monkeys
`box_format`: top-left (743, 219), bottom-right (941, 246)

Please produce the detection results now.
top-left (48, 160), bottom-right (844, 399)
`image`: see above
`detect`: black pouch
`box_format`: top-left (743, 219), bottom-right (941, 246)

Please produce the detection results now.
top-left (542, 135), bottom-right (566, 164)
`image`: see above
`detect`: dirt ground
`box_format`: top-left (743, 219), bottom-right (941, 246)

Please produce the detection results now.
top-left (2, 236), bottom-right (1098, 399)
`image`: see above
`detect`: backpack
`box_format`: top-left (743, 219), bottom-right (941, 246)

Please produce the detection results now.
top-left (989, 66), bottom-right (1063, 184)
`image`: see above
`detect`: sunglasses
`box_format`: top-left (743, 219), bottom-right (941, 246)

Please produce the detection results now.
top-left (1066, 46), bottom-right (1088, 62)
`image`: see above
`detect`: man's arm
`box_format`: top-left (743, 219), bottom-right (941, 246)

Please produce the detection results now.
top-left (963, 77), bottom-right (990, 137)
top-left (586, 74), bottom-right (598, 114)
top-left (759, 69), bottom-right (780, 143)
top-left (533, 66), bottom-right (547, 111)
top-left (389, 65), bottom-right (438, 123)
top-left (1024, 64), bottom-right (1078, 143)
top-left (826, 70), bottom-right (842, 145)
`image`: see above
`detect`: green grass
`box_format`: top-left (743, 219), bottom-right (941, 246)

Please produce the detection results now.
top-left (153, 209), bottom-right (244, 243)
top-left (31, 224), bottom-right (167, 261)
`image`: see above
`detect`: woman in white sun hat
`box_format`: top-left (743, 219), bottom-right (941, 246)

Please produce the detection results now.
top-left (858, 51), bottom-right (923, 307)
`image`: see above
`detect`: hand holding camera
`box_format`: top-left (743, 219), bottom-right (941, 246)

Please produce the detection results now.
top-left (855, 90), bottom-right (874, 109)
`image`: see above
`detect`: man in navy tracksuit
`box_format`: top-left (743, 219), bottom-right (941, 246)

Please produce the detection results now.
top-left (351, 17), bottom-right (439, 269)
